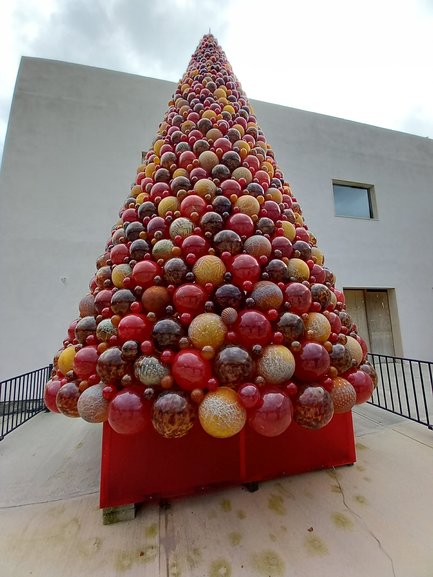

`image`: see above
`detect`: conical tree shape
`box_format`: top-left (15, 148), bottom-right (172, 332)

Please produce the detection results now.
top-left (45, 35), bottom-right (376, 439)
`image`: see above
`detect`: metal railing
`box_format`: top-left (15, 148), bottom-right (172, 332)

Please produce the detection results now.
top-left (0, 365), bottom-right (52, 440)
top-left (368, 353), bottom-right (433, 429)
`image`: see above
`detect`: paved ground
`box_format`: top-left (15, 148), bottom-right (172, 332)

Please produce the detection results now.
top-left (1, 406), bottom-right (432, 577)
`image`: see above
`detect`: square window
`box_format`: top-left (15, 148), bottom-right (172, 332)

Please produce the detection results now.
top-left (333, 182), bottom-right (375, 219)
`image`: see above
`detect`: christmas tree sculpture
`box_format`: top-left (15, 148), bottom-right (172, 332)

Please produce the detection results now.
top-left (45, 35), bottom-right (376, 448)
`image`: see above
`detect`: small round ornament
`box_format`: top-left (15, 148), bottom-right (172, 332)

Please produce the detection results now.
top-left (199, 387), bottom-right (247, 438)
top-left (152, 391), bottom-right (195, 438)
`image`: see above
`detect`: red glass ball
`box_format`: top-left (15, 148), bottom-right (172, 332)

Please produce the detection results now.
top-left (117, 314), bottom-right (152, 344)
top-left (230, 254), bottom-right (261, 287)
top-left (73, 346), bottom-right (99, 380)
top-left (173, 284), bottom-right (207, 315)
top-left (181, 235), bottom-right (209, 258)
top-left (180, 194), bottom-right (207, 219)
top-left (227, 213), bottom-right (255, 237)
top-left (261, 200), bottom-right (280, 221)
top-left (108, 388), bottom-right (149, 435)
top-left (237, 383), bottom-right (261, 409)
top-left (249, 388), bottom-right (292, 437)
top-left (285, 283), bottom-right (312, 314)
top-left (347, 370), bottom-right (374, 404)
top-left (44, 379), bottom-right (62, 413)
top-left (293, 342), bottom-right (330, 381)
top-left (110, 244), bottom-right (129, 265)
top-left (235, 310), bottom-right (273, 348)
top-left (132, 260), bottom-right (162, 288)
top-left (271, 237), bottom-right (293, 258)
top-left (172, 350), bottom-right (211, 391)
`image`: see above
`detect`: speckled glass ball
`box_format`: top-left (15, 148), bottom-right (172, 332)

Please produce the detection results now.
top-left (75, 316), bottom-right (97, 345)
top-left (77, 384), bottom-right (109, 423)
top-left (152, 391), bottom-right (195, 438)
top-left (96, 347), bottom-right (127, 383)
top-left (214, 283), bottom-right (244, 311)
top-left (96, 319), bottom-right (117, 342)
top-left (243, 235), bottom-right (272, 258)
top-left (213, 230), bottom-right (242, 255)
top-left (198, 387), bottom-right (246, 438)
top-left (257, 345), bottom-right (295, 385)
top-left (169, 217), bottom-right (194, 240)
top-left (345, 336), bottom-right (364, 366)
top-left (331, 377), bottom-right (356, 413)
top-left (265, 259), bottom-right (288, 283)
top-left (293, 386), bottom-right (334, 429)
top-left (134, 355), bottom-right (169, 387)
top-left (311, 284), bottom-right (332, 310)
top-left (111, 289), bottom-right (135, 315)
top-left (214, 346), bottom-right (253, 386)
top-left (250, 281), bottom-right (284, 311)
top-left (304, 312), bottom-right (332, 343)
top-left (152, 239), bottom-right (175, 262)
top-left (287, 258), bottom-right (310, 282)
top-left (163, 257), bottom-right (188, 285)
top-left (200, 211), bottom-right (224, 235)
top-left (152, 319), bottom-right (184, 351)
top-left (141, 286), bottom-right (171, 316)
top-left (188, 313), bottom-right (227, 350)
top-left (277, 313), bottom-right (305, 344)
top-left (330, 344), bottom-right (353, 374)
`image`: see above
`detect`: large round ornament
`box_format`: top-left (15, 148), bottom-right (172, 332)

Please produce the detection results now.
top-left (110, 289), bottom-right (135, 315)
top-left (250, 281), bottom-right (284, 311)
top-left (73, 346), bottom-right (98, 380)
top-left (173, 284), bottom-right (207, 315)
top-left (285, 283), bottom-right (312, 314)
top-left (44, 379), bottom-right (62, 413)
top-left (193, 255), bottom-right (226, 287)
top-left (347, 370), bottom-right (374, 404)
top-left (77, 384), bottom-right (109, 423)
top-left (330, 377), bottom-right (357, 413)
top-left (235, 310), bottom-right (272, 348)
top-left (230, 254), bottom-right (261, 287)
top-left (277, 313), bottom-right (305, 344)
top-left (199, 387), bottom-right (247, 438)
top-left (134, 355), bottom-right (169, 387)
top-left (108, 388), bottom-right (148, 435)
top-left (293, 342), bottom-right (330, 381)
top-left (172, 350), bottom-right (212, 391)
top-left (56, 381), bottom-right (80, 417)
top-left (214, 284), bottom-right (244, 311)
top-left (293, 386), bottom-right (334, 429)
top-left (132, 261), bottom-right (162, 288)
top-left (257, 345), bottom-right (295, 385)
top-left (188, 313), bottom-right (227, 350)
top-left (141, 286), bottom-right (171, 316)
top-left (214, 346), bottom-right (253, 386)
top-left (304, 312), bottom-right (331, 343)
top-left (152, 318), bottom-right (184, 351)
top-left (96, 319), bottom-right (117, 342)
top-left (117, 314), bottom-right (152, 344)
top-left (249, 388), bottom-right (293, 437)
top-left (58, 346), bottom-right (76, 375)
top-left (152, 392), bottom-right (195, 438)
top-left (96, 347), bottom-right (127, 383)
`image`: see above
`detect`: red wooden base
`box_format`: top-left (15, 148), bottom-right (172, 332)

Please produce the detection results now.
top-left (100, 412), bottom-right (356, 509)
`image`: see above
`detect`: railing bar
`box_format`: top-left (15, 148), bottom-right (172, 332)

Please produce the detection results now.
top-left (417, 362), bottom-right (430, 427)
top-left (385, 356), bottom-right (395, 412)
top-left (400, 358), bottom-right (411, 419)
top-left (408, 361), bottom-right (421, 421)
top-left (377, 359), bottom-right (388, 409)
top-left (392, 356), bottom-right (403, 414)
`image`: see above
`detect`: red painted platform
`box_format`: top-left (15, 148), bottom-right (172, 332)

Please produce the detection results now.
top-left (100, 412), bottom-right (356, 508)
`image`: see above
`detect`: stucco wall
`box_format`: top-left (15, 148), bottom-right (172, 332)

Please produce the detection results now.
top-left (0, 57), bottom-right (432, 380)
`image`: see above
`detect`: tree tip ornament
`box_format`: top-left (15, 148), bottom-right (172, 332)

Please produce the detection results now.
top-left (45, 34), bottom-right (375, 439)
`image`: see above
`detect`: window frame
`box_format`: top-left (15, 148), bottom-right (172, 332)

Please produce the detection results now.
top-left (332, 180), bottom-right (377, 220)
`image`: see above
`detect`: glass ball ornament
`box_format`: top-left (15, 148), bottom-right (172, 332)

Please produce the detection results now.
top-left (250, 281), bottom-right (284, 311)
top-left (213, 230), bottom-right (242, 255)
top-left (276, 313), bottom-right (305, 344)
top-left (169, 217), bottom-right (194, 240)
top-left (230, 254), bottom-right (261, 287)
top-left (134, 355), bottom-right (169, 387)
top-left (243, 235), bottom-right (272, 259)
top-left (329, 343), bottom-right (353, 374)
top-left (235, 310), bottom-right (272, 348)
top-left (347, 370), bottom-right (374, 404)
top-left (73, 346), bottom-right (99, 380)
top-left (330, 377), bottom-right (356, 413)
top-left (293, 342), bottom-right (330, 382)
top-left (44, 379), bottom-right (62, 413)
top-left (285, 283), bottom-right (312, 314)
top-left (132, 260), bottom-right (162, 288)
top-left (96, 319), bottom-right (117, 343)
top-left (75, 316), bottom-right (97, 345)
top-left (237, 383), bottom-right (261, 409)
top-left (152, 239), bottom-right (174, 262)
top-left (192, 255), bottom-right (226, 287)
top-left (108, 387), bottom-right (149, 435)
top-left (188, 313), bottom-right (227, 350)
top-left (293, 386), bottom-right (334, 429)
top-left (214, 346), bottom-right (254, 386)
top-left (173, 283), bottom-right (207, 315)
top-left (152, 391), bottom-right (195, 438)
top-left (163, 257), bottom-right (188, 285)
top-left (198, 387), bottom-right (247, 438)
top-left (304, 312), bottom-right (331, 343)
top-left (287, 258), bottom-right (310, 282)
top-left (249, 388), bottom-right (293, 437)
top-left (111, 264), bottom-right (132, 289)
top-left (117, 314), bottom-right (152, 344)
top-left (96, 347), bottom-right (127, 383)
top-left (257, 345), bottom-right (295, 385)
top-left (79, 294), bottom-right (96, 317)
top-left (110, 289), bottom-right (135, 315)
top-left (56, 381), bottom-right (80, 417)
top-left (58, 346), bottom-right (76, 375)
top-left (214, 283), bottom-right (244, 311)
top-left (141, 286), bottom-right (171, 316)
top-left (77, 383), bottom-right (109, 423)
top-left (152, 318), bottom-right (184, 351)
top-left (172, 349), bottom-right (212, 391)
top-left (345, 336), bottom-right (364, 366)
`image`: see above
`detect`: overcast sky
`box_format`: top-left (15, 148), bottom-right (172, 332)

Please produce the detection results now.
top-left (1, 0), bottom-right (433, 162)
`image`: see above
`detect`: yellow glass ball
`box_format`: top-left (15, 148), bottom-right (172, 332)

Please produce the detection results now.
top-left (158, 196), bottom-right (179, 217)
top-left (304, 312), bottom-right (332, 343)
top-left (287, 258), bottom-right (310, 282)
top-left (232, 167), bottom-right (253, 184)
top-left (266, 187), bottom-right (282, 203)
top-left (111, 264), bottom-right (132, 288)
top-left (234, 140), bottom-right (250, 154)
top-left (223, 104), bottom-right (235, 115)
top-left (194, 178), bottom-right (217, 199)
top-left (130, 185), bottom-right (142, 198)
top-left (257, 345), bottom-right (295, 385)
top-left (199, 387), bottom-right (246, 438)
top-left (214, 87), bottom-right (227, 99)
top-left (153, 139), bottom-right (165, 155)
top-left (261, 161), bottom-right (275, 177)
top-left (202, 109), bottom-right (217, 120)
top-left (235, 195), bottom-right (260, 217)
top-left (331, 377), bottom-right (356, 414)
top-left (206, 128), bottom-right (223, 141)
top-left (199, 151), bottom-right (219, 172)
top-left (145, 162), bottom-right (157, 178)
top-left (172, 168), bottom-right (189, 178)
top-left (311, 246), bottom-right (324, 265)
top-left (232, 123), bottom-right (245, 136)
top-left (193, 255), bottom-right (226, 287)
top-left (345, 336), bottom-right (364, 366)
top-left (280, 221), bottom-right (296, 241)
top-left (58, 346), bottom-right (76, 375)
top-left (136, 192), bottom-right (147, 205)
top-left (188, 313), bottom-right (227, 350)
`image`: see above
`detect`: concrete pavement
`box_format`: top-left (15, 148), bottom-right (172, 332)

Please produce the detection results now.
top-left (1, 406), bottom-right (432, 577)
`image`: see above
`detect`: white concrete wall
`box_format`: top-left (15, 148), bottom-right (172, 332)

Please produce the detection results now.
top-left (1, 57), bottom-right (432, 380)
